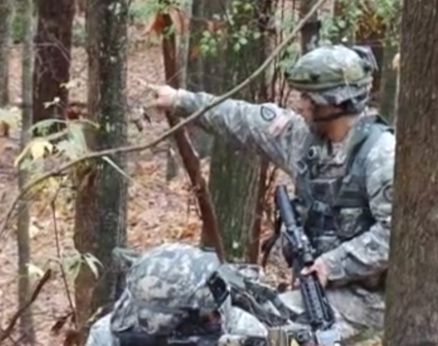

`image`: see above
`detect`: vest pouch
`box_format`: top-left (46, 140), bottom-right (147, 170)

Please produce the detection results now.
top-left (335, 174), bottom-right (368, 209)
top-left (308, 179), bottom-right (340, 206)
top-left (312, 231), bottom-right (341, 256)
top-left (334, 207), bottom-right (371, 240)
top-left (304, 179), bottom-right (341, 242)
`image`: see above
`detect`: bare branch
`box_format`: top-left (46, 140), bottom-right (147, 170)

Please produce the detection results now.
top-left (50, 188), bottom-right (77, 329)
top-left (0, 270), bottom-right (52, 342)
top-left (161, 4), bottom-right (225, 261)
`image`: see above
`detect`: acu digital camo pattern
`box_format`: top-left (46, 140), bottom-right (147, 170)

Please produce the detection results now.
top-left (174, 86), bottom-right (395, 342)
top-left (86, 244), bottom-right (274, 346)
top-left (284, 45), bottom-right (377, 108)
top-left (111, 243), bottom-right (223, 335)
top-left (285, 45), bottom-right (374, 91)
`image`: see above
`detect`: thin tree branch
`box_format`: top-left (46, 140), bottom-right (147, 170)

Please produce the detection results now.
top-left (50, 187), bottom-right (77, 329)
top-left (161, 4), bottom-right (225, 261)
top-left (0, 270), bottom-right (52, 342)
top-left (0, 0), bottom-right (327, 238)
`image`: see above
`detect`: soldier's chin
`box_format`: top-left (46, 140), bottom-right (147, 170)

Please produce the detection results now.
top-left (309, 122), bottom-right (329, 137)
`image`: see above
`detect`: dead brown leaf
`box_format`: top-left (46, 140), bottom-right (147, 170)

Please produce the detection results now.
top-left (144, 8), bottom-right (189, 36)
top-left (0, 121), bottom-right (10, 137)
top-left (63, 329), bottom-right (80, 346)
top-left (144, 12), bottom-right (167, 35)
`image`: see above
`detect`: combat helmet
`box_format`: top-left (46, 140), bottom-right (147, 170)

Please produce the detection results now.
top-left (110, 243), bottom-right (229, 337)
top-left (285, 44), bottom-right (378, 114)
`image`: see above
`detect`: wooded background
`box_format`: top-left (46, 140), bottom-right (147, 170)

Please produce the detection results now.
top-left (1, 0), bottom-right (437, 345)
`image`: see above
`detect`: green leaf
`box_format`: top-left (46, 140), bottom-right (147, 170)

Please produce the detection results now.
top-left (65, 122), bottom-right (89, 158)
top-left (238, 37), bottom-right (248, 45)
top-left (28, 119), bottom-right (67, 136)
top-left (14, 137), bottom-right (54, 167)
top-left (253, 32), bottom-right (261, 39)
top-left (82, 253), bottom-right (103, 279)
top-left (56, 139), bottom-right (78, 160)
top-left (0, 107), bottom-right (21, 130)
top-left (103, 155), bottom-right (143, 189)
top-left (27, 262), bottom-right (45, 279)
top-left (243, 3), bottom-right (253, 11)
top-left (62, 252), bottom-right (90, 281)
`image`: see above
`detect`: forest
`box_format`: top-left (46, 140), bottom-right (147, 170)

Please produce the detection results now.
top-left (0, 0), bottom-right (437, 345)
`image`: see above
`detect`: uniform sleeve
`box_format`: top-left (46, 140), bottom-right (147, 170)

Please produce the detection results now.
top-left (319, 131), bottom-right (395, 286)
top-left (174, 89), bottom-right (310, 177)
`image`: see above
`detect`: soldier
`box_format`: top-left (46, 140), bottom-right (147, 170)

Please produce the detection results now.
top-left (86, 243), bottom-right (269, 346)
top-left (147, 44), bottom-right (395, 343)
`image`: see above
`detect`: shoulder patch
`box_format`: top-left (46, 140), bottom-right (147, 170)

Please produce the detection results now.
top-left (267, 111), bottom-right (290, 137)
top-left (382, 184), bottom-right (393, 202)
top-left (260, 105), bottom-right (277, 122)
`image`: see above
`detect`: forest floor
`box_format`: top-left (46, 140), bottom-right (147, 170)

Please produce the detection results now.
top-left (1, 38), bottom-right (207, 345)
top-left (0, 36), bottom-right (291, 345)
top-left (0, 33), bottom-right (380, 346)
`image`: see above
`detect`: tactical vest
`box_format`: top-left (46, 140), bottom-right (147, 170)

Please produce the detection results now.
top-left (295, 115), bottom-right (393, 256)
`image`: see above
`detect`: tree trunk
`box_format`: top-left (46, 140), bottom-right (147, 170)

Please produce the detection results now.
top-left (248, 159), bottom-right (269, 263)
top-left (76, 0), bottom-right (87, 14)
top-left (166, 0), bottom-right (210, 181)
top-left (0, 0), bottom-right (12, 105)
top-left (299, 0), bottom-right (319, 53)
top-left (379, 3), bottom-right (401, 124)
top-left (379, 38), bottom-right (398, 122)
top-left (393, 55), bottom-right (400, 127)
top-left (209, 142), bottom-right (262, 260)
top-left (186, 0), bottom-right (205, 92)
top-left (177, 0), bottom-right (192, 89)
top-left (201, 0), bottom-right (270, 261)
top-left (16, 0), bottom-right (35, 343)
top-left (184, 0), bottom-right (213, 160)
top-left (33, 0), bottom-right (75, 123)
top-left (384, 1), bottom-right (438, 345)
top-left (74, 0), bottom-right (129, 336)
top-left (337, 2), bottom-right (386, 98)
top-left (161, 4), bottom-right (225, 260)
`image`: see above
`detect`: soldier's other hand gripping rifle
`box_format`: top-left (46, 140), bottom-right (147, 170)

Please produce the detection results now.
top-left (274, 185), bottom-right (341, 346)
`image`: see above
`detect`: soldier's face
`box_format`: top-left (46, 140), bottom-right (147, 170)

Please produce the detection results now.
top-left (300, 93), bottom-right (342, 137)
top-left (310, 109), bottom-right (332, 137)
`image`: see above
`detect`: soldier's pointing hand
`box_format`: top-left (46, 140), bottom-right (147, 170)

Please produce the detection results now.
top-left (144, 83), bottom-right (179, 111)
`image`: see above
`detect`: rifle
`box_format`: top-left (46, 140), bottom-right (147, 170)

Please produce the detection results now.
top-left (274, 185), bottom-right (340, 346)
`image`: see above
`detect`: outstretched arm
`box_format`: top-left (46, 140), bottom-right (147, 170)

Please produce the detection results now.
top-left (174, 89), bottom-right (310, 177)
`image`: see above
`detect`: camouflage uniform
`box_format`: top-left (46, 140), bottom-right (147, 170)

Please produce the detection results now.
top-left (110, 243), bottom-right (225, 335)
top-left (86, 45), bottom-right (394, 346)
top-left (172, 45), bottom-right (395, 343)
top-left (86, 244), bottom-right (270, 346)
